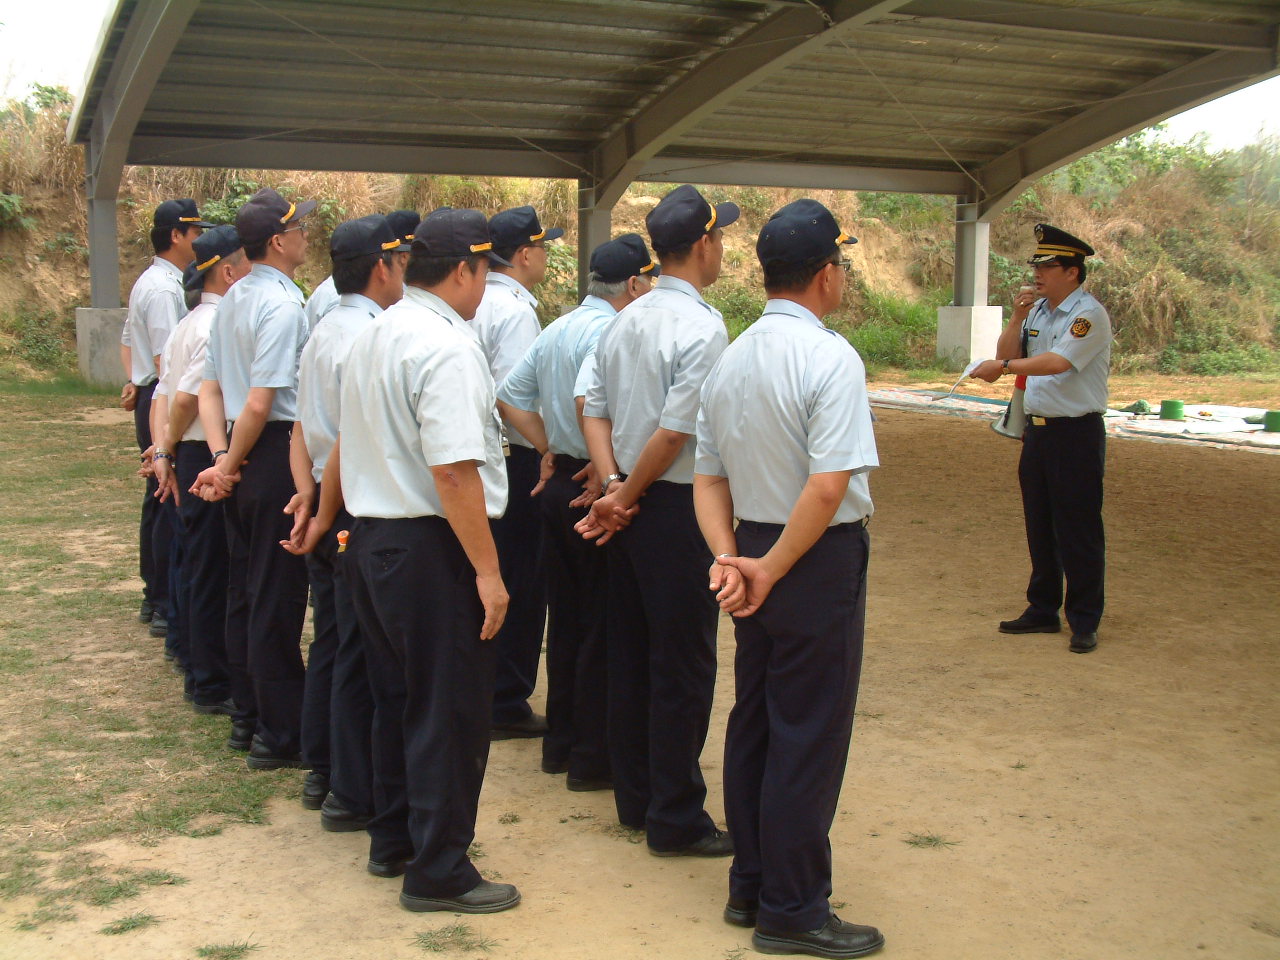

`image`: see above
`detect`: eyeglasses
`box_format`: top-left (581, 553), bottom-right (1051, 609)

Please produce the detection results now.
top-left (281, 222), bottom-right (308, 235)
top-left (832, 258), bottom-right (852, 273)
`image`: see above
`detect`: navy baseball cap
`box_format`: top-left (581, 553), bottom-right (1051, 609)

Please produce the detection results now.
top-left (590, 233), bottom-right (660, 284)
top-left (487, 206), bottom-right (564, 265)
top-left (756, 199), bottom-right (856, 269)
top-left (385, 209), bottom-right (421, 251)
top-left (236, 187), bottom-right (318, 246)
top-left (646, 184), bottom-right (740, 253)
top-left (185, 224), bottom-right (242, 290)
top-left (412, 207), bottom-right (492, 259)
top-left (154, 198), bottom-right (213, 230)
top-left (330, 215), bottom-right (402, 262)
top-left (1027, 223), bottom-right (1093, 265)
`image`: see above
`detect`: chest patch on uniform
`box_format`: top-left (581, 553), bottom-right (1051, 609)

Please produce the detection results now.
top-left (1070, 317), bottom-right (1092, 338)
top-left (1027, 328), bottom-right (1040, 337)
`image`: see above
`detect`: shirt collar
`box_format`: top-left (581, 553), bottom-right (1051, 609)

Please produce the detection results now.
top-left (487, 270), bottom-right (539, 308)
top-left (580, 295), bottom-right (617, 317)
top-left (760, 298), bottom-right (823, 328)
top-left (199, 291), bottom-right (223, 305)
top-left (403, 285), bottom-right (467, 328)
top-left (337, 292), bottom-right (382, 317)
top-left (654, 274), bottom-right (716, 315)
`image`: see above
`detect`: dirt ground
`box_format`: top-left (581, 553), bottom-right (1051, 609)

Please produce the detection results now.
top-left (2, 404), bottom-right (1279, 960)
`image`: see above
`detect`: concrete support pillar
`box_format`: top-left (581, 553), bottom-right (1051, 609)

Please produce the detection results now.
top-left (576, 178), bottom-right (613, 301)
top-left (87, 184), bottom-right (121, 309)
top-left (937, 199), bottom-right (1002, 366)
top-left (76, 307), bottom-right (128, 387)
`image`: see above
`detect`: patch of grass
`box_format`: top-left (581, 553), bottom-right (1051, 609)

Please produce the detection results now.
top-left (101, 912), bottom-right (160, 935)
top-left (904, 832), bottom-right (959, 849)
top-left (136, 869), bottom-right (188, 887)
top-left (14, 901), bottom-right (76, 930)
top-left (466, 841), bottom-right (485, 860)
top-left (80, 875), bottom-right (142, 907)
top-left (196, 941), bottom-right (261, 960)
top-left (497, 811), bottom-right (520, 825)
top-left (599, 823), bottom-right (645, 844)
top-left (414, 921), bottom-right (499, 953)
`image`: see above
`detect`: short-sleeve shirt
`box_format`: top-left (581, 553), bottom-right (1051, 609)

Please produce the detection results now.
top-left (123, 257), bottom-right (185, 386)
top-left (496, 295), bottom-right (615, 461)
top-left (296, 292), bottom-right (383, 483)
top-left (203, 263), bottom-right (308, 422)
top-left (304, 274), bottom-right (339, 333)
top-left (155, 291), bottom-right (223, 443)
top-left (582, 275), bottom-right (728, 485)
top-left (471, 272), bottom-right (541, 448)
top-left (1021, 286), bottom-right (1111, 417)
top-left (696, 299), bottom-right (877, 524)
top-left (338, 285), bottom-right (508, 520)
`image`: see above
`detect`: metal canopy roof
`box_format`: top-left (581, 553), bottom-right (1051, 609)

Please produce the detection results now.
top-left (70, 0), bottom-right (1279, 308)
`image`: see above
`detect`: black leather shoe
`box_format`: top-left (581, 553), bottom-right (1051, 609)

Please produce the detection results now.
top-left (149, 615), bottom-right (169, 639)
top-left (724, 896), bottom-right (758, 927)
top-left (245, 736), bottom-right (302, 770)
top-left (367, 858), bottom-right (407, 879)
top-left (301, 770), bottom-right (329, 810)
top-left (227, 720), bottom-right (254, 752)
top-left (320, 793), bottom-right (371, 832)
top-left (193, 698), bottom-right (235, 716)
top-left (753, 914), bottom-right (885, 958)
top-left (566, 774), bottom-right (612, 792)
top-left (649, 828), bottom-right (734, 858)
top-left (1069, 631), bottom-right (1098, 654)
top-left (998, 613), bottom-right (1060, 634)
top-left (490, 714), bottom-right (548, 740)
top-left (541, 757), bottom-right (569, 775)
top-left (138, 600), bottom-right (154, 624)
top-left (399, 880), bottom-right (521, 914)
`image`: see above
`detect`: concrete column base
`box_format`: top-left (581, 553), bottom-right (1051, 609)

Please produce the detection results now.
top-left (75, 307), bottom-right (127, 388)
top-left (936, 305), bottom-right (1004, 368)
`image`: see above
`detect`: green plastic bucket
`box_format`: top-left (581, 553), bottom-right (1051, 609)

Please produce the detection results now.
top-left (1159, 400), bottom-right (1185, 421)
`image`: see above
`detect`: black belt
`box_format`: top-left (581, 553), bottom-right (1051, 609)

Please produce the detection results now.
top-left (1027, 412), bottom-right (1103, 427)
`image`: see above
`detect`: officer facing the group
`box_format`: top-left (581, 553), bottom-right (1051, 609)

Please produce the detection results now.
top-left (970, 223), bottom-right (1112, 654)
top-left (578, 184), bottom-right (738, 857)
top-left (124, 198), bottom-right (212, 636)
top-left (473, 204), bottom-right (563, 739)
top-left (193, 187), bottom-right (316, 766)
top-left (694, 199), bottom-right (883, 960)
top-left (496, 233), bottom-right (658, 790)
top-left (302, 208), bottom-right (518, 915)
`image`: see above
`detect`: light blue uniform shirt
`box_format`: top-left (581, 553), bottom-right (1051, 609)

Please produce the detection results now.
top-left (496, 295), bottom-right (615, 461)
top-left (1022, 285), bottom-right (1111, 417)
top-left (338, 286), bottom-right (508, 520)
top-left (296, 292), bottom-right (382, 483)
top-left (203, 263), bottom-right (308, 422)
top-left (472, 271), bottom-right (541, 448)
top-left (696, 298), bottom-right (878, 524)
top-left (583, 275), bottom-right (728, 485)
top-left (304, 275), bottom-right (339, 333)
top-left (122, 257), bottom-right (185, 386)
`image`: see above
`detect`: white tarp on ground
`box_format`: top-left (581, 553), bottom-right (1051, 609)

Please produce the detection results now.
top-left (870, 389), bottom-right (1280, 455)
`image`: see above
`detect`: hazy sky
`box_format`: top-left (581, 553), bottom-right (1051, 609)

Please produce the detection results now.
top-left (2, 0), bottom-right (1275, 150)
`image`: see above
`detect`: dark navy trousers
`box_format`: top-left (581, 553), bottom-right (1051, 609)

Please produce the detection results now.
top-left (346, 515), bottom-right (496, 899)
top-left (176, 441), bottom-right (231, 705)
top-left (301, 503), bottom-right (374, 815)
top-left (725, 520), bottom-right (869, 934)
top-left (134, 380), bottom-right (171, 618)
top-left (605, 480), bottom-right (718, 849)
top-left (1018, 414), bottom-right (1106, 634)
top-left (490, 444), bottom-right (547, 724)
top-left (222, 421), bottom-right (308, 756)
top-left (539, 456), bottom-right (609, 780)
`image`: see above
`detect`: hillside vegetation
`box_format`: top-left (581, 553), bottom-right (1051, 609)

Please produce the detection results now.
top-left (1, 86), bottom-right (1277, 380)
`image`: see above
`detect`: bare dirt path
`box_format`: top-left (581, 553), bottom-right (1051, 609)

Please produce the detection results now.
top-left (2, 406), bottom-right (1278, 960)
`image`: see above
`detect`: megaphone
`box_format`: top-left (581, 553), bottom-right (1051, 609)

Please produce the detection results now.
top-left (992, 376), bottom-right (1027, 439)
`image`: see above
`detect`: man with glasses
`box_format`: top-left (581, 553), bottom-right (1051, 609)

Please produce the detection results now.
top-left (695, 199), bottom-right (883, 959)
top-left (970, 224), bottom-right (1111, 655)
top-left (495, 233), bottom-right (658, 791)
top-left (472, 205), bottom-right (563, 740)
top-left (577, 184), bottom-right (738, 858)
top-left (193, 187), bottom-right (316, 767)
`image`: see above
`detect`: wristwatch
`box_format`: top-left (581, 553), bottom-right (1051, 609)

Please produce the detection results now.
top-left (603, 472), bottom-right (625, 493)
top-left (1001, 358), bottom-right (1011, 375)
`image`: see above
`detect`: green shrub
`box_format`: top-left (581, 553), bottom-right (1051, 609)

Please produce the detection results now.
top-left (704, 279), bottom-right (765, 340)
top-left (4, 306), bottom-right (73, 370)
top-left (0, 192), bottom-right (35, 231)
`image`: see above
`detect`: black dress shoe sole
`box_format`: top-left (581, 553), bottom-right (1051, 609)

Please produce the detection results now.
top-left (301, 794), bottom-right (326, 811)
top-left (1069, 639), bottom-right (1098, 654)
top-left (489, 727), bottom-right (547, 741)
top-left (245, 755), bottom-right (303, 771)
top-left (150, 623), bottom-right (169, 639)
top-left (399, 889), bottom-right (521, 914)
top-left (541, 759), bottom-right (569, 775)
top-left (752, 930), bottom-right (885, 958)
top-left (227, 737), bottom-right (252, 752)
top-left (723, 903), bottom-right (757, 927)
top-left (998, 621), bottom-right (1060, 634)
top-left (649, 834), bottom-right (734, 858)
top-left (192, 701), bottom-right (235, 716)
top-left (367, 859), bottom-right (407, 878)
top-left (322, 813), bottom-right (371, 832)
top-left (566, 777), bottom-right (612, 792)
